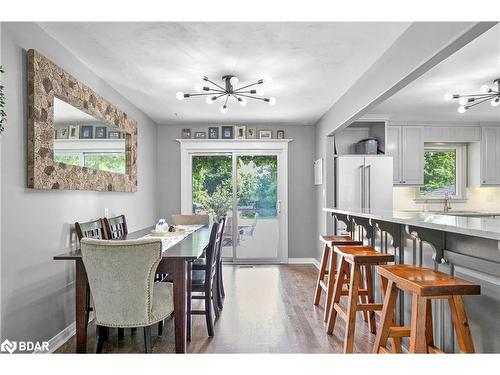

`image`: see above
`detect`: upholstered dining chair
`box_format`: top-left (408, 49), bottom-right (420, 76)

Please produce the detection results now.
top-left (81, 238), bottom-right (174, 353)
top-left (171, 214), bottom-right (210, 225)
top-left (103, 214), bottom-right (128, 239)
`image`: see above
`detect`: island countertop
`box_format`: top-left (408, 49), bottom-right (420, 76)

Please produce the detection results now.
top-left (324, 208), bottom-right (500, 241)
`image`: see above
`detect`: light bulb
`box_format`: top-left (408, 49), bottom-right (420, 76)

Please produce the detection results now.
top-left (229, 76), bottom-right (239, 87)
top-left (206, 96), bottom-right (214, 104)
top-left (220, 105), bottom-right (228, 114)
top-left (256, 88), bottom-right (265, 96)
top-left (268, 97), bottom-right (276, 106)
top-left (194, 84), bottom-right (203, 92)
top-left (239, 98), bottom-right (247, 107)
top-left (480, 85), bottom-right (490, 93)
top-left (176, 91), bottom-right (185, 101)
top-left (444, 93), bottom-right (454, 102)
top-left (458, 97), bottom-right (468, 105)
top-left (458, 105), bottom-right (467, 114)
top-left (491, 97), bottom-right (500, 107)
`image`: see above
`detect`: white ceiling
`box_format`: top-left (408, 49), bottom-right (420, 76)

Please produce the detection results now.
top-left (366, 24), bottom-right (500, 123)
top-left (39, 22), bottom-right (410, 126)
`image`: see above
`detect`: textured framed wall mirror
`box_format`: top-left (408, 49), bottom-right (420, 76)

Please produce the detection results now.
top-left (27, 49), bottom-right (138, 192)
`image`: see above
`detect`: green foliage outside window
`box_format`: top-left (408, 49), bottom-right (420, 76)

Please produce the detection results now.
top-left (420, 150), bottom-right (456, 196)
top-left (84, 153), bottom-right (126, 174)
top-left (191, 155), bottom-right (278, 221)
top-left (54, 155), bottom-right (80, 166)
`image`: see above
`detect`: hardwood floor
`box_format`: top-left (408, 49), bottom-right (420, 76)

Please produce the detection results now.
top-left (56, 264), bottom-right (375, 353)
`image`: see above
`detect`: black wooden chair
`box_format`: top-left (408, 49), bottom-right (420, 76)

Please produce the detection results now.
top-left (192, 215), bottom-right (227, 310)
top-left (103, 214), bottom-right (128, 239)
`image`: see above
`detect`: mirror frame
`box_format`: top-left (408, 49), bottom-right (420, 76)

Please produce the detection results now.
top-left (27, 49), bottom-right (137, 192)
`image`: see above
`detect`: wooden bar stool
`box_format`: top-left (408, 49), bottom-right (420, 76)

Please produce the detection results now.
top-left (326, 245), bottom-right (394, 353)
top-left (314, 235), bottom-right (362, 321)
top-left (373, 265), bottom-right (480, 354)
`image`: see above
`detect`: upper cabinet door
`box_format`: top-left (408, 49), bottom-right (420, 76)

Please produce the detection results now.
top-left (401, 126), bottom-right (424, 185)
top-left (386, 126), bottom-right (401, 184)
top-left (481, 127), bottom-right (500, 185)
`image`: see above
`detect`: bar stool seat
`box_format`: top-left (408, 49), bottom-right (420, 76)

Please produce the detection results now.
top-left (326, 245), bottom-right (395, 353)
top-left (373, 265), bottom-right (480, 354)
top-left (314, 235), bottom-right (362, 321)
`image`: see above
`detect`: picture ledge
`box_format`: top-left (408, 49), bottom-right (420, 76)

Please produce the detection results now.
top-left (176, 138), bottom-right (293, 142)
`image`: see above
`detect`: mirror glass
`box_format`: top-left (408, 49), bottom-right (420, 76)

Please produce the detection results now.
top-left (53, 97), bottom-right (127, 174)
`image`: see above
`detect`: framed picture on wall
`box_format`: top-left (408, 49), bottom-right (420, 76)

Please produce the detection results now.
top-left (181, 128), bottom-right (192, 139)
top-left (108, 130), bottom-right (121, 139)
top-left (80, 125), bottom-right (93, 139)
top-left (246, 127), bottom-right (257, 139)
top-left (56, 126), bottom-right (69, 139)
top-left (194, 131), bottom-right (207, 139)
top-left (208, 127), bottom-right (219, 139)
top-left (235, 126), bottom-right (246, 140)
top-left (258, 129), bottom-right (272, 139)
top-left (68, 125), bottom-right (79, 139)
top-left (277, 130), bottom-right (285, 139)
top-left (221, 126), bottom-right (234, 139)
top-left (95, 126), bottom-right (107, 139)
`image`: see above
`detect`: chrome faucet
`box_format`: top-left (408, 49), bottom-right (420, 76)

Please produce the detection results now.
top-left (443, 194), bottom-right (452, 212)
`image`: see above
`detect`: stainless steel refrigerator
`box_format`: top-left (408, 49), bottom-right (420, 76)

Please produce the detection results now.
top-left (335, 155), bottom-right (393, 211)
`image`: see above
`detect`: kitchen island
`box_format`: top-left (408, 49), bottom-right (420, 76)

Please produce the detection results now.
top-left (324, 207), bottom-right (500, 353)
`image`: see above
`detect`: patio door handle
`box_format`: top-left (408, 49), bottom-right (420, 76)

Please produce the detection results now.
top-left (277, 200), bottom-right (281, 214)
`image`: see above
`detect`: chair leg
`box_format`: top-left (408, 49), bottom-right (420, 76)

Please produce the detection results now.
top-left (205, 292), bottom-right (215, 337)
top-left (158, 320), bottom-right (163, 336)
top-left (117, 328), bottom-right (124, 341)
top-left (314, 243), bottom-right (330, 305)
top-left (96, 325), bottom-right (106, 353)
top-left (324, 250), bottom-right (337, 322)
top-left (343, 263), bottom-right (361, 354)
top-left (131, 327), bottom-right (137, 334)
top-left (326, 257), bottom-right (348, 334)
top-left (212, 279), bottom-right (220, 319)
top-left (409, 294), bottom-right (429, 353)
top-left (379, 274), bottom-right (402, 353)
top-left (364, 265), bottom-right (377, 334)
top-left (448, 295), bottom-right (475, 353)
top-left (217, 260), bottom-right (224, 310)
top-left (187, 262), bottom-right (192, 342)
top-left (372, 280), bottom-right (399, 353)
top-left (143, 326), bottom-right (153, 353)
top-left (219, 259), bottom-right (225, 297)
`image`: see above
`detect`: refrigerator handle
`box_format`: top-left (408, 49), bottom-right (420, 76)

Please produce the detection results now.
top-left (365, 165), bottom-right (371, 210)
top-left (359, 165), bottom-right (364, 208)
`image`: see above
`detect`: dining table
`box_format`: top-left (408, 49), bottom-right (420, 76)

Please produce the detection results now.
top-left (53, 224), bottom-right (210, 353)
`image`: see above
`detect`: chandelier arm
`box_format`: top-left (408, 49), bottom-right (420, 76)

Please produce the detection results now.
top-left (205, 88), bottom-right (226, 94)
top-left (185, 93), bottom-right (222, 97)
top-left (224, 95), bottom-right (229, 106)
top-left (233, 81), bottom-right (261, 92)
top-left (457, 93), bottom-right (497, 98)
top-left (465, 96), bottom-right (496, 108)
top-left (204, 78), bottom-right (226, 91)
top-left (235, 93), bottom-right (269, 102)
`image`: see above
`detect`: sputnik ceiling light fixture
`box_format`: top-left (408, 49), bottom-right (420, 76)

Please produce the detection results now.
top-left (445, 78), bottom-right (500, 113)
top-left (176, 75), bottom-right (276, 114)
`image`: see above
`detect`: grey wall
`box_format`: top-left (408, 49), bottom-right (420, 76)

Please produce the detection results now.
top-left (0, 22), bottom-right (159, 343)
top-left (157, 123), bottom-right (316, 259)
top-left (313, 22), bottom-right (493, 261)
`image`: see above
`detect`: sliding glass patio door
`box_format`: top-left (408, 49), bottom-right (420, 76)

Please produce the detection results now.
top-left (186, 150), bottom-right (286, 263)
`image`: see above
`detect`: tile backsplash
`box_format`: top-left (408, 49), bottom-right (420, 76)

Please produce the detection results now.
top-left (393, 186), bottom-right (500, 211)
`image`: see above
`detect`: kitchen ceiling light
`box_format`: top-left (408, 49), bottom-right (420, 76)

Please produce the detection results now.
top-left (175, 75), bottom-right (275, 114)
top-left (445, 78), bottom-right (500, 114)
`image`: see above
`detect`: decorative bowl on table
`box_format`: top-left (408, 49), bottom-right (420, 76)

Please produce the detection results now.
top-left (150, 228), bottom-right (186, 237)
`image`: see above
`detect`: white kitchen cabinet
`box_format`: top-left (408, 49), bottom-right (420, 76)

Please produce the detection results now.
top-left (481, 126), bottom-right (500, 185)
top-left (386, 125), bottom-right (424, 185)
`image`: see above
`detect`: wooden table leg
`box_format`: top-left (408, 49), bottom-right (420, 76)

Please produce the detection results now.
top-left (75, 259), bottom-right (89, 353)
top-left (171, 259), bottom-right (188, 353)
top-left (187, 261), bottom-right (192, 342)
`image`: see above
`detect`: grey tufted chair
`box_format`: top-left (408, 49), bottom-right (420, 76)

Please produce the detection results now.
top-left (81, 238), bottom-right (173, 353)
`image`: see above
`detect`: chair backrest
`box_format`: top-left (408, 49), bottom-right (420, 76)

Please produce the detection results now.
top-left (216, 216), bottom-right (227, 261)
top-left (81, 238), bottom-right (163, 327)
top-left (75, 219), bottom-right (108, 241)
top-left (103, 214), bottom-right (128, 239)
top-left (171, 214), bottom-right (209, 225)
top-left (205, 218), bottom-right (224, 286)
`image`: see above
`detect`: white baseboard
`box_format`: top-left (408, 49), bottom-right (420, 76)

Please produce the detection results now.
top-left (288, 258), bottom-right (320, 269)
top-left (34, 313), bottom-right (94, 354)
